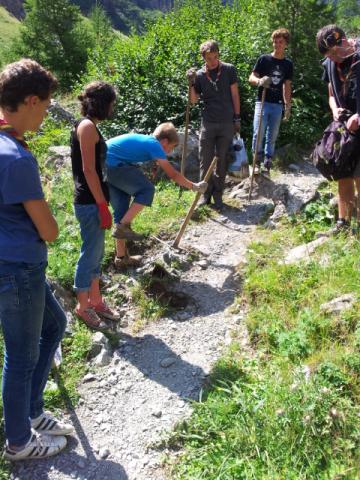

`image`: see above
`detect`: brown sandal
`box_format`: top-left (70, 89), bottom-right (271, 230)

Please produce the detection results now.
top-left (75, 307), bottom-right (108, 331)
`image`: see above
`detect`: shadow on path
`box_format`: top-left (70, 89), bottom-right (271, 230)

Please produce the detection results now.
top-left (12, 372), bottom-right (128, 480)
top-left (117, 332), bottom-right (206, 400)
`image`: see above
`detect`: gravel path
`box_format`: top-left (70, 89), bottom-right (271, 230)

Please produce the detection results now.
top-left (11, 164), bottom-right (320, 480)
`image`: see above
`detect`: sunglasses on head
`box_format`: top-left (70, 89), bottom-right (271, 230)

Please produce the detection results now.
top-left (319, 31), bottom-right (343, 55)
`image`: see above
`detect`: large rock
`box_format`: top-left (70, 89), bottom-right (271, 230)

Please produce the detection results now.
top-left (46, 146), bottom-right (71, 169)
top-left (284, 236), bottom-right (328, 264)
top-left (168, 131), bottom-right (200, 181)
top-left (93, 347), bottom-right (112, 367)
top-left (320, 294), bottom-right (356, 315)
top-left (227, 158), bottom-right (324, 220)
top-left (48, 100), bottom-right (76, 124)
top-left (89, 332), bottom-right (111, 359)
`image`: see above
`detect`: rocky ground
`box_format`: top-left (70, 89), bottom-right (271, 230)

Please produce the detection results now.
top-left (10, 160), bottom-right (324, 480)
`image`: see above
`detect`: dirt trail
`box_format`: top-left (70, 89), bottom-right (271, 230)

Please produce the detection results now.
top-left (11, 163), bottom-right (321, 480)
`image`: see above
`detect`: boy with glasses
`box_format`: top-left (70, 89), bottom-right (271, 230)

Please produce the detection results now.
top-left (316, 25), bottom-right (360, 233)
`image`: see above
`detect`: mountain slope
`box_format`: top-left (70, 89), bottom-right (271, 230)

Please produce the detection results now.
top-left (0, 0), bottom-right (174, 32)
top-left (0, 6), bottom-right (20, 65)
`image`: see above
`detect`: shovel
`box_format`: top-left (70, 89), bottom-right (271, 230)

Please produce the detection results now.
top-left (178, 83), bottom-right (192, 200)
top-left (173, 156), bottom-right (218, 248)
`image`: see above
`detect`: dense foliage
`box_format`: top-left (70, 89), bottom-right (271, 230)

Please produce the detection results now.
top-left (82, 0), bottom-right (335, 146)
top-left (13, 0), bottom-right (93, 89)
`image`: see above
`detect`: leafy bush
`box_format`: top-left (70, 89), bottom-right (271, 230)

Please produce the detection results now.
top-left (82, 0), bottom-right (334, 145)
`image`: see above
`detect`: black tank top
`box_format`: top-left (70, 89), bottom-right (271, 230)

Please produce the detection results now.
top-left (70, 118), bottom-right (110, 204)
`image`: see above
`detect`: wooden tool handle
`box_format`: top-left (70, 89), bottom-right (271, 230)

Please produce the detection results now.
top-left (173, 156), bottom-right (218, 248)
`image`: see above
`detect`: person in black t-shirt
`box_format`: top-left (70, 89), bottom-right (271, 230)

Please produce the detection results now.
top-left (316, 25), bottom-right (360, 233)
top-left (186, 40), bottom-right (241, 211)
top-left (249, 28), bottom-right (293, 174)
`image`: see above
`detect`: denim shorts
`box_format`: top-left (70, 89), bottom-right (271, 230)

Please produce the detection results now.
top-left (106, 164), bottom-right (155, 224)
top-left (74, 203), bottom-right (105, 292)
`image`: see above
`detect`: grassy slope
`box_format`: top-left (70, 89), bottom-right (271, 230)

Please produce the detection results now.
top-left (2, 118), bottom-right (359, 478)
top-left (169, 191), bottom-right (360, 479)
top-left (0, 7), bottom-right (20, 66)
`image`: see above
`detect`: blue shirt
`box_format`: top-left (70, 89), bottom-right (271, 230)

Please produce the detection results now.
top-left (0, 132), bottom-right (47, 263)
top-left (106, 134), bottom-right (166, 167)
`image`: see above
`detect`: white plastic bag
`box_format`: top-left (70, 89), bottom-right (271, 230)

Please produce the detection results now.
top-left (228, 135), bottom-right (249, 178)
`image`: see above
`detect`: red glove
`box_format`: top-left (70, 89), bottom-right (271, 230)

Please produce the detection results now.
top-left (97, 202), bottom-right (112, 229)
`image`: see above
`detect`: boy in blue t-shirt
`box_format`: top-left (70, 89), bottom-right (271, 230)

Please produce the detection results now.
top-left (106, 122), bottom-right (207, 268)
top-left (0, 59), bottom-right (73, 461)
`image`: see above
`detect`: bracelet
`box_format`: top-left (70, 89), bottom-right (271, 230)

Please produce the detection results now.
top-left (233, 114), bottom-right (241, 123)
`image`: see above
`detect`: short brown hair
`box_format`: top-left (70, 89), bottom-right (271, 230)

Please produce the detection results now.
top-left (78, 81), bottom-right (116, 121)
top-left (316, 25), bottom-right (345, 55)
top-left (200, 40), bottom-right (219, 58)
top-left (271, 28), bottom-right (290, 44)
top-left (0, 59), bottom-right (57, 112)
top-left (153, 122), bottom-right (179, 144)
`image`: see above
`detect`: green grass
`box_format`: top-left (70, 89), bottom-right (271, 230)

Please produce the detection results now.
top-left (168, 199), bottom-right (360, 479)
top-left (0, 7), bottom-right (20, 67)
top-left (0, 118), bottom-right (205, 477)
top-left (130, 277), bottom-right (169, 331)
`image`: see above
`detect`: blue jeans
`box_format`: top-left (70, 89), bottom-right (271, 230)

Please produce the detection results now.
top-left (106, 165), bottom-right (155, 224)
top-left (0, 260), bottom-right (66, 445)
top-left (252, 101), bottom-right (283, 160)
top-left (74, 204), bottom-right (105, 292)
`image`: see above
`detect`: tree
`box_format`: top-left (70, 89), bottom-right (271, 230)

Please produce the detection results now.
top-left (88, 2), bottom-right (116, 46)
top-left (336, 0), bottom-right (360, 34)
top-left (83, 0), bottom-right (337, 146)
top-left (14, 0), bottom-right (94, 89)
top-left (266, 0), bottom-right (336, 142)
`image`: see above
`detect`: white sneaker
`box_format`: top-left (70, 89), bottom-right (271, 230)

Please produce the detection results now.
top-left (4, 431), bottom-right (67, 461)
top-left (31, 412), bottom-right (74, 436)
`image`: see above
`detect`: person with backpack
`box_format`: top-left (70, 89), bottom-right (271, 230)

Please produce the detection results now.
top-left (249, 28), bottom-right (293, 175)
top-left (186, 40), bottom-right (241, 211)
top-left (316, 25), bottom-right (360, 232)
top-left (0, 59), bottom-right (73, 461)
top-left (106, 122), bottom-right (207, 268)
top-left (70, 81), bottom-right (118, 329)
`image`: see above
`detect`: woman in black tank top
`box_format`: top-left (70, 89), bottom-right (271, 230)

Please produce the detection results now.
top-left (70, 81), bottom-right (117, 329)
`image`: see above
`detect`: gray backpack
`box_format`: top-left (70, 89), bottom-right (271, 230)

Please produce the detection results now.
top-left (311, 119), bottom-right (360, 180)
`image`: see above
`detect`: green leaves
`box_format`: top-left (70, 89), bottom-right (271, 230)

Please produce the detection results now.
top-left (15, 0), bottom-right (94, 89)
top-left (81, 0), bottom-right (336, 145)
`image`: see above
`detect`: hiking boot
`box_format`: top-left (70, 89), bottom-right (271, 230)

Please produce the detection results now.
top-left (329, 219), bottom-right (350, 235)
top-left (263, 157), bottom-right (273, 175)
top-left (197, 194), bottom-right (211, 208)
top-left (31, 412), bottom-right (74, 436)
top-left (112, 223), bottom-right (144, 241)
top-left (212, 193), bottom-right (224, 212)
top-left (317, 219), bottom-right (350, 237)
top-left (4, 431), bottom-right (67, 461)
top-left (239, 163), bottom-right (250, 179)
top-left (114, 254), bottom-right (142, 269)
top-left (352, 222), bottom-right (360, 236)
top-left (252, 163), bottom-right (261, 175)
